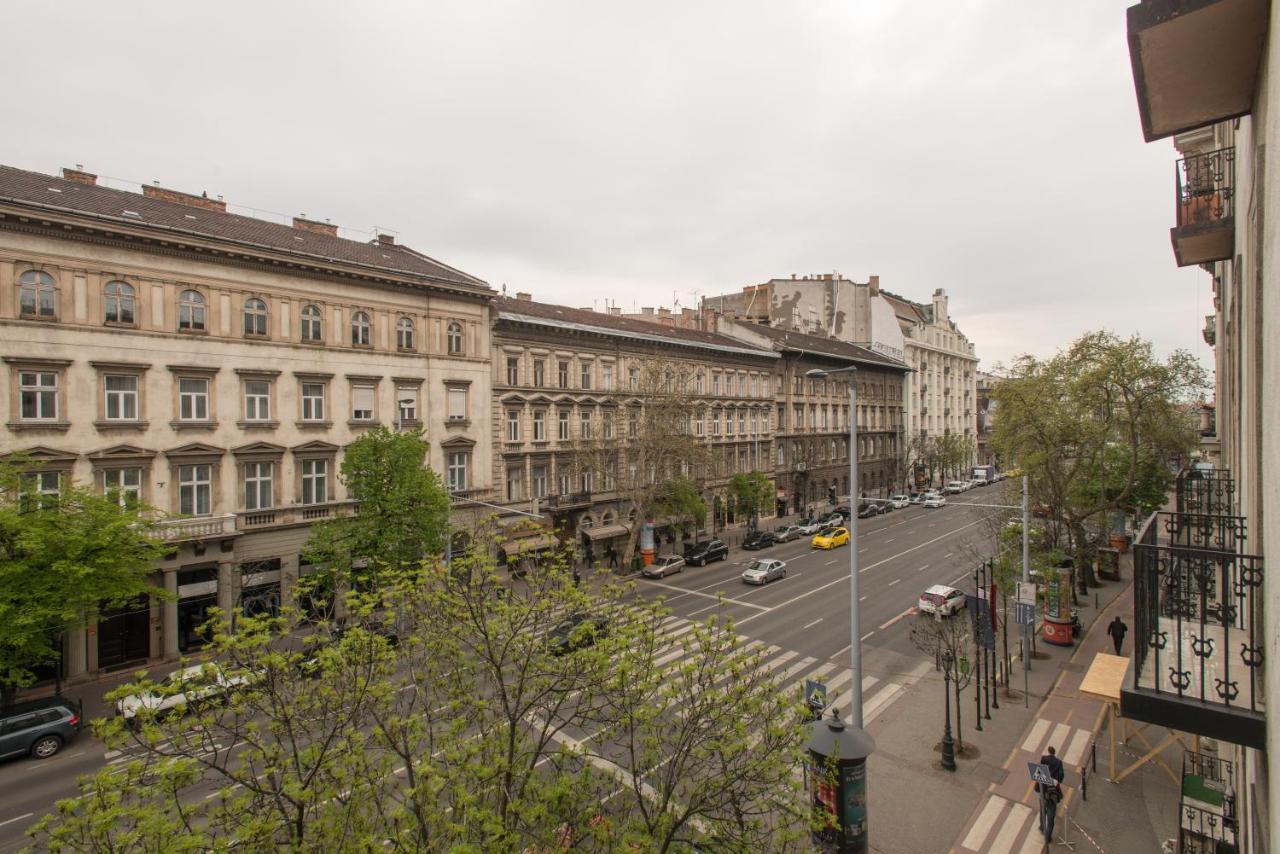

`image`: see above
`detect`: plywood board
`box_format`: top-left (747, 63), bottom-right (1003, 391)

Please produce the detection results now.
top-left (1079, 652), bottom-right (1127, 702)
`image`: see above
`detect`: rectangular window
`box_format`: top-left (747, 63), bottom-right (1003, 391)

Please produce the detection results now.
top-left (301, 383), bottom-right (326, 421)
top-left (579, 471), bottom-right (593, 493)
top-left (603, 415), bottom-right (613, 439)
top-left (695, 413), bottom-right (704, 436)
top-left (104, 375), bottom-right (138, 421)
top-left (532, 465), bottom-right (547, 498)
top-left (712, 412), bottom-right (721, 436)
top-left (351, 386), bottom-right (376, 421)
top-left (19, 371), bottom-right (58, 421)
top-left (244, 380), bottom-right (271, 422)
top-left (738, 411), bottom-right (746, 435)
top-left (533, 359), bottom-right (546, 387)
top-left (178, 464), bottom-right (212, 516)
top-left (558, 410), bottom-right (570, 440)
top-left (726, 411), bottom-right (735, 436)
top-left (507, 409), bottom-right (521, 441)
top-left (533, 410), bottom-right (546, 441)
top-left (447, 386), bottom-right (467, 421)
top-left (558, 472), bottom-right (571, 496)
top-left (243, 461), bottom-right (273, 511)
top-left (301, 459), bottom-right (327, 505)
top-left (602, 363), bottom-right (614, 390)
top-left (580, 411), bottom-right (592, 439)
top-left (712, 373), bottom-right (721, 395)
top-left (557, 360), bottom-right (569, 389)
top-left (628, 413), bottom-right (637, 438)
top-left (628, 367), bottom-right (638, 390)
top-left (580, 362), bottom-right (592, 390)
top-left (103, 467), bottom-right (141, 508)
top-left (506, 466), bottom-right (523, 501)
top-left (446, 452), bottom-right (468, 492)
top-left (178, 377), bottom-right (209, 421)
top-left (397, 387), bottom-right (418, 423)
top-left (28, 471), bottom-right (60, 507)
top-left (506, 356), bottom-right (520, 386)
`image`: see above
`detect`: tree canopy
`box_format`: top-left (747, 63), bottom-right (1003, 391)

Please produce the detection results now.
top-left (728, 472), bottom-right (773, 529)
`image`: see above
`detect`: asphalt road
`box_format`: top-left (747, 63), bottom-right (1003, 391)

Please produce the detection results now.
top-left (0, 484), bottom-right (1016, 849)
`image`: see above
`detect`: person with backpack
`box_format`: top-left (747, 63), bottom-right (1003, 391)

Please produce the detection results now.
top-left (1036, 745), bottom-right (1066, 843)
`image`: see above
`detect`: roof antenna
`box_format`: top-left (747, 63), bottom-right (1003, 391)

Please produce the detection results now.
top-left (502, 283), bottom-right (508, 296)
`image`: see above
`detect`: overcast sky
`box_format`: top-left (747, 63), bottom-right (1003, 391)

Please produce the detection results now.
top-left (3, 1), bottom-right (1213, 371)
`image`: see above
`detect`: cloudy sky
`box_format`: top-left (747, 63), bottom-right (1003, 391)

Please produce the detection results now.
top-left (3, 1), bottom-right (1213, 370)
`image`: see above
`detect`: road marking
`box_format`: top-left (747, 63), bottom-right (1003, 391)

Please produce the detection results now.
top-left (803, 618), bottom-right (823, 629)
top-left (859, 595), bottom-right (867, 601)
top-left (989, 801), bottom-right (1033, 854)
top-left (878, 606), bottom-right (915, 630)
top-left (860, 631), bottom-right (875, 641)
top-left (961, 796), bottom-right (1006, 851)
top-left (642, 580), bottom-right (771, 611)
top-left (884, 538), bottom-right (894, 544)
top-left (863, 683), bottom-right (905, 721)
top-left (825, 559), bottom-right (838, 565)
top-left (1021, 718), bottom-right (1051, 753)
top-left (887, 579), bottom-right (901, 587)
top-left (944, 552), bottom-right (953, 558)
top-left (1063, 728), bottom-right (1092, 766)
top-left (0, 813), bottom-right (34, 828)
top-left (917, 564), bottom-right (930, 572)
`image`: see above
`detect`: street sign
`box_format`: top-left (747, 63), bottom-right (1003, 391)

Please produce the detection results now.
top-left (1017, 581), bottom-right (1037, 605)
top-left (1016, 602), bottom-right (1036, 626)
top-left (1027, 762), bottom-right (1055, 786)
top-left (805, 679), bottom-right (828, 710)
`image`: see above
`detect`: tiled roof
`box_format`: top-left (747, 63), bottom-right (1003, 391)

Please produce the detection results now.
top-left (878, 290), bottom-right (929, 324)
top-left (735, 322), bottom-right (909, 371)
top-left (0, 165), bottom-right (490, 293)
top-left (495, 297), bottom-right (778, 359)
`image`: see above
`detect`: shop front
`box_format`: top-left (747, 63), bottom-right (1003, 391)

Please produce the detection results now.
top-left (176, 565), bottom-right (219, 653)
top-left (96, 595), bottom-right (152, 671)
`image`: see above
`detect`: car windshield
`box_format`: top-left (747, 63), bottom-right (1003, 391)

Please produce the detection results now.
top-left (747, 561), bottom-right (769, 571)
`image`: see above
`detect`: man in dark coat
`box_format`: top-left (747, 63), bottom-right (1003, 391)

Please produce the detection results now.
top-left (1035, 745), bottom-right (1066, 842)
top-left (1106, 616), bottom-right (1129, 655)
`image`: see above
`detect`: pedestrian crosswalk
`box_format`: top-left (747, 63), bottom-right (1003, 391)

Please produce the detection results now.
top-left (1020, 717), bottom-right (1093, 767)
top-left (959, 795), bottom-right (1046, 854)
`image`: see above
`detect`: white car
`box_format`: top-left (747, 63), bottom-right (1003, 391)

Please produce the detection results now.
top-left (116, 663), bottom-right (258, 726)
top-left (923, 492), bottom-right (947, 508)
top-left (970, 478), bottom-right (987, 489)
top-left (918, 584), bottom-right (966, 617)
top-left (642, 554), bottom-right (686, 578)
top-left (795, 520), bottom-right (824, 535)
top-left (945, 481), bottom-right (966, 494)
top-left (890, 495), bottom-right (911, 509)
top-left (741, 558), bottom-right (787, 586)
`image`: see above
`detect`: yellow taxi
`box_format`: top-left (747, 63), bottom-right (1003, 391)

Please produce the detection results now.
top-left (811, 527), bottom-right (850, 549)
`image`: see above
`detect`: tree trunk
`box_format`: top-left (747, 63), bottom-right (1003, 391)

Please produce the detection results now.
top-left (1070, 520), bottom-right (1097, 587)
top-left (952, 671), bottom-right (964, 751)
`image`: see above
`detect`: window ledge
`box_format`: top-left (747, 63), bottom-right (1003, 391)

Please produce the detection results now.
top-left (94, 419), bottom-right (150, 431)
top-left (18, 313), bottom-right (58, 322)
top-left (177, 328), bottom-right (209, 335)
top-left (236, 420), bottom-right (280, 430)
top-left (397, 419), bottom-right (423, 428)
top-left (6, 421), bottom-right (70, 432)
top-left (347, 419), bottom-right (381, 428)
top-left (169, 420), bottom-right (217, 430)
top-left (445, 418), bottom-right (471, 428)
top-left (295, 420), bottom-right (333, 429)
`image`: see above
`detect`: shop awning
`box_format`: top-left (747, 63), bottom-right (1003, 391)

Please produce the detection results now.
top-left (584, 524), bottom-right (631, 541)
top-left (502, 534), bottom-right (560, 555)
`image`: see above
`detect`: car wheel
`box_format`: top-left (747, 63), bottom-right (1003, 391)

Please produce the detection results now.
top-left (31, 734), bottom-right (62, 759)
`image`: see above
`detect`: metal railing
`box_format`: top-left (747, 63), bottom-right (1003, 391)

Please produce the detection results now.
top-left (1176, 147), bottom-right (1235, 229)
top-left (544, 491), bottom-right (593, 509)
top-left (1179, 751), bottom-right (1238, 854)
top-left (1162, 510), bottom-right (1247, 553)
top-left (1175, 467), bottom-right (1235, 515)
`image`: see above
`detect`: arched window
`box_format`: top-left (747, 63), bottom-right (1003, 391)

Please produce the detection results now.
top-left (178, 289), bottom-right (206, 331)
top-left (18, 270), bottom-right (56, 318)
top-left (601, 510), bottom-right (616, 526)
top-left (243, 297), bottom-right (268, 336)
top-left (351, 311), bottom-right (371, 346)
top-left (103, 281), bottom-right (135, 324)
top-left (300, 304), bottom-right (323, 342)
top-left (396, 316), bottom-right (415, 350)
top-left (446, 322), bottom-right (464, 355)
top-left (579, 514), bottom-right (595, 530)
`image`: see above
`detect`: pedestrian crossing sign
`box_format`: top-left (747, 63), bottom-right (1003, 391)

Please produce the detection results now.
top-left (1028, 761), bottom-right (1055, 785)
top-left (805, 679), bottom-right (828, 710)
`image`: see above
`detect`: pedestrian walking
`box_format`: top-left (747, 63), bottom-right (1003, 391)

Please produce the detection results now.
top-left (607, 545), bottom-right (619, 569)
top-left (1107, 615), bottom-right (1129, 655)
top-left (1036, 745), bottom-right (1065, 843)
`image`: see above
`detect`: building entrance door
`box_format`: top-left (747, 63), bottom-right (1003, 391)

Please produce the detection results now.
top-left (97, 597), bottom-right (151, 670)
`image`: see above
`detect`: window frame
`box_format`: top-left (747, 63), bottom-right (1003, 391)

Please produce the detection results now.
top-left (243, 297), bottom-right (269, 337)
top-left (102, 466), bottom-right (143, 509)
top-left (446, 322), bottom-right (464, 355)
top-left (103, 280), bottom-right (136, 326)
top-left (447, 452), bottom-right (469, 493)
top-left (300, 381), bottom-right (327, 423)
top-left (300, 304), bottom-right (324, 343)
top-left (350, 311), bottom-right (372, 347)
top-left (395, 315), bottom-right (415, 351)
top-left (177, 463), bottom-right (213, 516)
top-left (178, 377), bottom-right (211, 422)
top-left (178, 289), bottom-right (206, 332)
top-left (18, 369), bottom-right (59, 422)
top-left (103, 374), bottom-right (140, 422)
top-left (242, 460), bottom-right (274, 511)
top-left (18, 270), bottom-right (57, 319)
top-left (242, 379), bottom-right (272, 423)
top-left (300, 458), bottom-right (329, 505)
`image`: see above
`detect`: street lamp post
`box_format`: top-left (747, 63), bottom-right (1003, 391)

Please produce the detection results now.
top-left (940, 650), bottom-right (957, 772)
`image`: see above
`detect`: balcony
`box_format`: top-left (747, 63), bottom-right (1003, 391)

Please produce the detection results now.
top-left (1179, 751), bottom-right (1239, 853)
top-left (1122, 501), bottom-right (1265, 749)
top-left (1126, 0), bottom-right (1269, 141)
top-left (1172, 147), bottom-right (1235, 266)
top-left (1175, 466), bottom-right (1234, 514)
top-left (236, 501), bottom-right (358, 530)
top-left (544, 491), bottom-right (592, 511)
top-left (156, 513), bottom-right (237, 542)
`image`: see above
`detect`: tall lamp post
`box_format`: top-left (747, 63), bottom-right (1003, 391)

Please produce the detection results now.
top-left (806, 365), bottom-right (873, 851)
top-left (940, 650), bottom-right (957, 771)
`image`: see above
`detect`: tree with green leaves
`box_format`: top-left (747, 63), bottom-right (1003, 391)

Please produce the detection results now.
top-left (993, 332), bottom-right (1205, 584)
top-left (0, 460), bottom-right (167, 709)
top-left (728, 471), bottom-right (773, 531)
top-left (302, 426), bottom-right (450, 599)
top-left (31, 537), bottom-right (810, 851)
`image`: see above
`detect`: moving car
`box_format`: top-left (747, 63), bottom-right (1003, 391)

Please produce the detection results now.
top-left (811, 527), bottom-right (850, 549)
top-left (742, 530), bottom-right (777, 550)
top-left (0, 697), bottom-right (82, 761)
top-left (923, 492), bottom-right (947, 508)
top-left (918, 584), bottom-right (966, 617)
top-left (641, 554), bottom-right (686, 578)
top-left (773, 524), bottom-right (803, 543)
top-left (741, 558), bottom-right (787, 585)
top-left (116, 663), bottom-right (259, 727)
top-left (890, 495), bottom-right (911, 509)
top-left (548, 612), bottom-right (609, 655)
top-left (682, 539), bottom-right (728, 566)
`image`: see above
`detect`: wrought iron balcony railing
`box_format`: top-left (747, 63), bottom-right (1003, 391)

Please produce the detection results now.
top-left (1179, 750), bottom-right (1238, 854)
top-left (1175, 467), bottom-right (1235, 516)
top-left (1176, 148), bottom-right (1235, 229)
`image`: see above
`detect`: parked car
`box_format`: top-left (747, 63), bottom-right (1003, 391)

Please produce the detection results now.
top-left (873, 499), bottom-right (894, 514)
top-left (856, 503), bottom-right (877, 519)
top-left (918, 584), bottom-right (966, 617)
top-left (683, 539), bottom-right (728, 566)
top-left (741, 558), bottom-right (787, 585)
top-left (795, 519), bottom-right (824, 535)
top-left (548, 612), bottom-right (609, 655)
top-left (811, 527), bottom-right (850, 549)
top-left (816, 513), bottom-right (844, 528)
top-left (774, 524), bottom-right (803, 543)
top-left (970, 477), bottom-right (987, 489)
top-left (116, 663), bottom-right (260, 727)
top-left (945, 481), bottom-right (966, 494)
top-left (908, 493), bottom-right (925, 505)
top-left (923, 492), bottom-right (947, 508)
top-left (742, 530), bottom-right (777, 550)
top-left (0, 697), bottom-right (82, 761)
top-left (642, 554), bottom-right (686, 578)
top-left (890, 495), bottom-right (911, 509)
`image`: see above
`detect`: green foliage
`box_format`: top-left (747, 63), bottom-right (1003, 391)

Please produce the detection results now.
top-left (727, 472), bottom-right (773, 526)
top-left (0, 461), bottom-right (167, 703)
top-left (32, 538), bottom-right (810, 850)
top-left (302, 426), bottom-right (449, 595)
top-left (652, 477), bottom-right (708, 533)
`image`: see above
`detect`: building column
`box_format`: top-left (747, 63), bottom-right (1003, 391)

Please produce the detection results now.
top-left (65, 627), bottom-right (87, 680)
top-left (217, 560), bottom-right (236, 628)
top-left (163, 570), bottom-right (179, 659)
top-left (85, 612), bottom-right (99, 674)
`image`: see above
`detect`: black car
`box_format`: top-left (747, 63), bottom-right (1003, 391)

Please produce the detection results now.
top-left (856, 503), bottom-right (878, 519)
top-left (0, 696), bottom-right (82, 761)
top-left (548, 612), bottom-right (609, 655)
top-left (742, 530), bottom-right (776, 550)
top-left (683, 539), bottom-right (729, 566)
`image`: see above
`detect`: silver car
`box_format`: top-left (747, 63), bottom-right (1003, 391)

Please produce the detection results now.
top-left (642, 554), bottom-right (686, 578)
top-left (774, 525), bottom-right (803, 543)
top-left (741, 558), bottom-right (787, 585)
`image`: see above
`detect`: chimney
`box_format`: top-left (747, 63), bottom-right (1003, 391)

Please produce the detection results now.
top-left (61, 166), bottom-right (97, 186)
top-left (142, 184), bottom-right (227, 212)
top-left (932, 288), bottom-right (949, 323)
top-left (377, 233), bottom-right (396, 246)
top-left (292, 216), bottom-right (339, 237)
top-left (868, 275), bottom-right (880, 296)
top-left (515, 291), bottom-right (532, 301)
top-left (641, 307), bottom-right (654, 316)
top-left (791, 273), bottom-right (797, 280)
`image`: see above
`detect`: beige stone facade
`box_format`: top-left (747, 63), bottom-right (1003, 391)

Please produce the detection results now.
top-left (0, 165), bottom-right (493, 680)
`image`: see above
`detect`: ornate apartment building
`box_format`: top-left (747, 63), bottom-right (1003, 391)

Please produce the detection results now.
top-left (490, 295), bottom-right (779, 555)
top-left (0, 164), bottom-right (493, 680)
